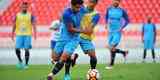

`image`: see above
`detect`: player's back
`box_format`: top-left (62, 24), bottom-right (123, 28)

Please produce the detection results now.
top-left (59, 8), bottom-right (82, 41)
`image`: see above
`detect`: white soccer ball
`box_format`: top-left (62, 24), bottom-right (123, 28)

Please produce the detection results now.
top-left (50, 20), bottom-right (60, 30)
top-left (86, 69), bottom-right (100, 80)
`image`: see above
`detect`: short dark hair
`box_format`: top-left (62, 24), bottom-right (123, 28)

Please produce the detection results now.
top-left (90, 0), bottom-right (98, 3)
top-left (71, 0), bottom-right (83, 6)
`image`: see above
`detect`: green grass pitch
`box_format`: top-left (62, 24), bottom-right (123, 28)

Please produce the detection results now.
top-left (0, 63), bottom-right (160, 80)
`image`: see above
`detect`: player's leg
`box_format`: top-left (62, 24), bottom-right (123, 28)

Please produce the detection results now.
top-left (64, 57), bottom-right (72, 80)
top-left (15, 49), bottom-right (22, 63)
top-left (15, 36), bottom-right (24, 69)
top-left (50, 40), bottom-right (59, 64)
top-left (87, 50), bottom-right (97, 69)
top-left (71, 53), bottom-right (79, 67)
top-left (113, 32), bottom-right (128, 59)
top-left (80, 38), bottom-right (97, 69)
top-left (47, 41), bottom-right (65, 79)
top-left (106, 32), bottom-right (121, 69)
top-left (143, 49), bottom-right (147, 62)
top-left (106, 45), bottom-right (116, 69)
top-left (23, 36), bottom-right (32, 69)
top-left (24, 49), bottom-right (29, 68)
top-left (47, 51), bottom-right (67, 80)
top-left (150, 40), bottom-right (156, 62)
top-left (63, 40), bottom-right (79, 80)
top-left (151, 49), bottom-right (156, 62)
top-left (143, 40), bottom-right (148, 62)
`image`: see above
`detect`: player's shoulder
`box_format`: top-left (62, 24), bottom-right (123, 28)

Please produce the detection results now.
top-left (63, 8), bottom-right (72, 17)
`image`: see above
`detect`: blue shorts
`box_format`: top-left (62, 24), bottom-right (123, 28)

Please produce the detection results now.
top-left (79, 37), bottom-right (95, 52)
top-left (54, 40), bottom-right (79, 56)
top-left (51, 40), bottom-right (57, 49)
top-left (108, 32), bottom-right (121, 47)
top-left (16, 35), bottom-right (32, 49)
top-left (144, 40), bottom-right (154, 49)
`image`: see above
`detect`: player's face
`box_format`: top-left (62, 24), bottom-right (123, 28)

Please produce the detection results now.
top-left (21, 4), bottom-right (28, 13)
top-left (147, 18), bottom-right (152, 23)
top-left (112, 0), bottom-right (120, 7)
top-left (88, 1), bottom-right (97, 10)
top-left (72, 4), bottom-right (82, 13)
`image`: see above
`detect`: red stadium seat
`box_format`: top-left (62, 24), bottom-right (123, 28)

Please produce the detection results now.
top-left (1, 0), bottom-right (160, 25)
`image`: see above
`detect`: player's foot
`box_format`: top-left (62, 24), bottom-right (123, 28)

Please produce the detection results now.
top-left (142, 59), bottom-right (146, 63)
top-left (24, 65), bottom-right (29, 69)
top-left (47, 73), bottom-right (53, 80)
top-left (47, 76), bottom-right (53, 80)
top-left (105, 66), bottom-right (113, 70)
top-left (16, 62), bottom-right (24, 69)
top-left (71, 53), bottom-right (79, 67)
top-left (123, 51), bottom-right (128, 64)
top-left (153, 59), bottom-right (156, 63)
top-left (123, 51), bottom-right (129, 58)
top-left (64, 74), bottom-right (71, 80)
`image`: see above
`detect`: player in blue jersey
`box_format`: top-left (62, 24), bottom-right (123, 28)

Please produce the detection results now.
top-left (105, 0), bottom-right (129, 69)
top-left (79, 0), bottom-right (100, 69)
top-left (47, 0), bottom-right (85, 80)
top-left (142, 16), bottom-right (157, 63)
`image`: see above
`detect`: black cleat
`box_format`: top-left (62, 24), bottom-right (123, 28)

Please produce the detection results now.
top-left (72, 53), bottom-right (79, 67)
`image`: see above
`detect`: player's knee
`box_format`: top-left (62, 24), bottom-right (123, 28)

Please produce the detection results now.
top-left (15, 49), bottom-right (20, 54)
top-left (52, 55), bottom-right (59, 62)
top-left (25, 49), bottom-right (30, 56)
top-left (60, 53), bottom-right (70, 62)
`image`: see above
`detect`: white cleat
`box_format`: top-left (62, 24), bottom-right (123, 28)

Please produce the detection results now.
top-left (105, 66), bottom-right (113, 70)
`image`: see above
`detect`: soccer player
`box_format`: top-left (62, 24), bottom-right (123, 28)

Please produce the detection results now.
top-left (49, 20), bottom-right (61, 64)
top-left (105, 0), bottom-right (129, 69)
top-left (142, 16), bottom-right (157, 63)
top-left (79, 0), bottom-right (100, 69)
top-left (49, 20), bottom-right (78, 65)
top-left (11, 2), bottom-right (36, 69)
top-left (47, 0), bottom-right (85, 80)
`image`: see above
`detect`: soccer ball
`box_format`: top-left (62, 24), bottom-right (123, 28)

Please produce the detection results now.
top-left (86, 69), bottom-right (100, 80)
top-left (50, 20), bottom-right (60, 30)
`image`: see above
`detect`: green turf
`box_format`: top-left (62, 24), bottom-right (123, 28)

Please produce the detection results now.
top-left (0, 63), bottom-right (160, 80)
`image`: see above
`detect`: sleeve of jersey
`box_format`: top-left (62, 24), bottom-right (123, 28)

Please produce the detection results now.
top-left (62, 11), bottom-right (72, 24)
top-left (91, 13), bottom-right (100, 27)
top-left (122, 9), bottom-right (129, 28)
top-left (31, 15), bottom-right (36, 23)
top-left (105, 8), bottom-right (109, 24)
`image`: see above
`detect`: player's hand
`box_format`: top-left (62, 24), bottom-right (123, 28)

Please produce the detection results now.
top-left (82, 26), bottom-right (92, 35)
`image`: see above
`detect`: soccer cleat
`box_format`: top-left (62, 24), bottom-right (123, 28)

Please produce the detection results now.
top-left (47, 76), bottom-right (53, 80)
top-left (71, 53), bottom-right (79, 67)
top-left (16, 62), bottom-right (24, 69)
top-left (105, 66), bottom-right (113, 70)
top-left (64, 74), bottom-right (71, 80)
top-left (24, 65), bottom-right (29, 69)
top-left (153, 59), bottom-right (156, 63)
top-left (123, 51), bottom-right (129, 58)
top-left (142, 59), bottom-right (146, 63)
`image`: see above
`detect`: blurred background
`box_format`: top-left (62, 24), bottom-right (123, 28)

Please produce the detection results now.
top-left (0, 0), bottom-right (160, 64)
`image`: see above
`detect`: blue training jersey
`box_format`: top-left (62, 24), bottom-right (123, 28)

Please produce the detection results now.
top-left (59, 8), bottom-right (83, 41)
top-left (105, 6), bottom-right (129, 32)
top-left (142, 23), bottom-right (156, 40)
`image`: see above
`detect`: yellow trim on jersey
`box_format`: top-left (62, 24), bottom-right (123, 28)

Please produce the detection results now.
top-left (80, 11), bottom-right (98, 40)
top-left (15, 12), bottom-right (32, 35)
